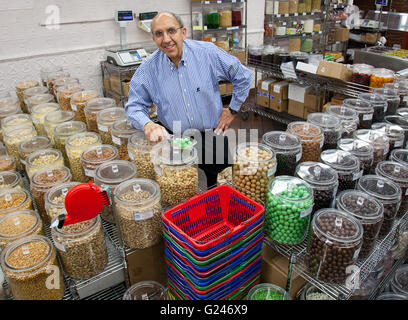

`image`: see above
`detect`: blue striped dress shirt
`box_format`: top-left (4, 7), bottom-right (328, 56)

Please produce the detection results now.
top-left (125, 39), bottom-right (252, 133)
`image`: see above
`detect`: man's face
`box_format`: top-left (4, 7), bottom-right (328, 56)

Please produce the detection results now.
top-left (152, 14), bottom-right (186, 64)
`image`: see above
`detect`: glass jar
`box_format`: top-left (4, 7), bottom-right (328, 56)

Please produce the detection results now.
top-left (370, 68), bottom-right (395, 89)
top-left (25, 148), bottom-right (64, 179)
top-left (30, 165), bottom-right (72, 222)
top-left (18, 136), bottom-right (53, 167)
top-left (326, 105), bottom-right (359, 138)
top-left (40, 65), bottom-right (62, 87)
top-left (44, 182), bottom-right (80, 225)
top-left (336, 190), bottom-right (384, 259)
top-left (1, 113), bottom-right (33, 142)
top-left (372, 88), bottom-right (400, 116)
top-left (351, 64), bottom-right (374, 87)
top-left (307, 113), bottom-right (342, 151)
top-left (53, 121), bottom-right (87, 164)
top-left (65, 131), bottom-right (101, 182)
top-left (307, 208), bottom-right (363, 284)
top-left (232, 8), bottom-right (242, 26)
top-left (151, 141), bottom-right (199, 207)
top-left (343, 99), bottom-right (374, 129)
top-left (97, 107), bottom-right (127, 145)
top-left (31, 103), bottom-right (60, 136)
top-left (219, 10), bottom-right (232, 28)
top-left (44, 110), bottom-right (75, 140)
top-left (84, 97), bottom-right (116, 133)
top-left (295, 162), bottom-right (338, 213)
top-left (337, 138), bottom-right (374, 175)
top-left (114, 178), bottom-right (162, 249)
top-left (70, 90), bottom-right (99, 124)
top-left (384, 82), bottom-right (408, 108)
top-left (15, 80), bottom-right (39, 113)
top-left (0, 235), bottom-right (64, 300)
top-left (3, 125), bottom-right (37, 170)
top-left (128, 131), bottom-right (160, 180)
top-left (22, 86), bottom-right (49, 110)
top-left (26, 93), bottom-right (55, 113)
top-left (56, 83), bottom-right (84, 111)
top-left (205, 11), bottom-right (219, 29)
top-left (248, 45), bottom-right (263, 66)
top-left (287, 122), bottom-right (324, 163)
top-left (46, 71), bottom-right (70, 95)
top-left (52, 77), bottom-right (79, 101)
top-left (51, 216), bottom-right (108, 280)
top-left (233, 142), bottom-right (277, 203)
top-left (0, 188), bottom-right (33, 218)
top-left (358, 93), bottom-right (388, 124)
top-left (80, 144), bottom-right (119, 182)
top-left (123, 281), bottom-right (168, 300)
top-left (0, 171), bottom-right (24, 191)
top-left (0, 210), bottom-right (43, 249)
top-left (384, 115), bottom-right (408, 147)
top-left (357, 175), bottom-right (402, 237)
top-left (0, 156), bottom-right (17, 172)
top-left (390, 265), bottom-right (408, 297)
top-left (375, 161), bottom-right (408, 220)
top-left (265, 176), bottom-right (314, 244)
top-left (320, 149), bottom-right (361, 193)
top-left (247, 283), bottom-right (291, 300)
top-left (262, 131), bottom-right (302, 177)
top-left (371, 122), bottom-right (405, 152)
top-left (111, 119), bottom-right (139, 161)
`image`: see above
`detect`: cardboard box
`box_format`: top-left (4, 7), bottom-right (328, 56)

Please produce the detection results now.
top-left (317, 61), bottom-right (352, 82)
top-left (219, 82), bottom-right (227, 95)
top-left (288, 100), bottom-right (305, 119)
top-left (271, 98), bottom-right (288, 113)
top-left (304, 90), bottom-right (324, 111)
top-left (288, 83), bottom-right (312, 103)
top-left (103, 77), bottom-right (111, 91)
top-left (260, 244), bottom-right (307, 299)
top-left (335, 27), bottom-right (350, 42)
top-left (229, 50), bottom-right (246, 65)
top-left (271, 81), bottom-right (289, 101)
top-left (122, 79), bottom-right (131, 97)
top-left (257, 78), bottom-right (277, 108)
top-left (304, 106), bottom-right (317, 119)
top-left (110, 76), bottom-right (122, 94)
top-left (365, 32), bottom-right (379, 44)
top-left (289, 38), bottom-right (301, 52)
top-left (225, 82), bottom-right (234, 94)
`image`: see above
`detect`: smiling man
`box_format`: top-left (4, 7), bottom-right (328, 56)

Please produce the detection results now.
top-left (125, 11), bottom-right (252, 187)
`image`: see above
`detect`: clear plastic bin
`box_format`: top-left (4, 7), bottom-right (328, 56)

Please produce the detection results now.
top-left (0, 171), bottom-right (24, 191)
top-left (111, 119), bottom-right (139, 161)
top-left (31, 103), bottom-right (60, 136)
top-left (358, 93), bottom-right (388, 124)
top-left (384, 115), bottom-right (408, 147)
top-left (248, 45), bottom-right (263, 66)
top-left (53, 121), bottom-right (87, 165)
top-left (373, 88), bottom-right (400, 116)
top-left (44, 110), bottom-right (75, 140)
top-left (370, 68), bottom-right (395, 89)
top-left (70, 90), bottom-right (99, 124)
top-left (0, 188), bottom-right (33, 218)
top-left (18, 136), bottom-right (53, 167)
top-left (247, 283), bottom-right (291, 300)
top-left (46, 71), bottom-right (70, 95)
top-left (390, 264), bottom-right (408, 297)
top-left (56, 83), bottom-right (84, 111)
top-left (307, 113), bottom-right (342, 151)
top-left (26, 93), bottom-right (55, 113)
top-left (376, 293), bottom-right (408, 300)
top-left (0, 113), bottom-right (32, 142)
top-left (123, 281), bottom-right (168, 300)
top-left (351, 64), bottom-right (374, 87)
top-left (25, 148), bottom-right (64, 179)
top-left (326, 105), bottom-right (359, 138)
top-left (3, 125), bottom-right (37, 170)
top-left (343, 98), bottom-right (374, 129)
top-left (84, 97), bottom-right (116, 133)
top-left (371, 122), bottom-right (405, 152)
top-left (15, 80), bottom-right (39, 113)
top-left (40, 65), bottom-right (62, 87)
top-left (0, 97), bottom-right (19, 108)
top-left (389, 149), bottom-right (408, 167)
top-left (52, 77), bottom-right (79, 101)
top-left (0, 156), bottom-right (17, 172)
top-left (22, 86), bottom-right (48, 110)
top-left (96, 107), bottom-right (127, 145)
top-left (384, 82), bottom-right (408, 108)
top-left (80, 144), bottom-right (119, 182)
top-left (337, 138), bottom-right (374, 175)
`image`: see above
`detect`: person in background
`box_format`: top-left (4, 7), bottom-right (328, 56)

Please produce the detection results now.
top-left (125, 11), bottom-right (252, 187)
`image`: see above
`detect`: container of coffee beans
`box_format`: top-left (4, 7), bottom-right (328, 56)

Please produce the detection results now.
top-left (287, 122), bottom-right (324, 163)
top-left (389, 149), bottom-right (408, 166)
top-left (326, 105), bottom-right (359, 139)
top-left (371, 122), bottom-right (405, 152)
top-left (337, 138), bottom-right (374, 175)
top-left (353, 129), bottom-right (389, 173)
top-left (320, 149), bottom-right (361, 193)
top-left (307, 113), bottom-right (341, 151)
top-left (358, 93), bottom-right (387, 124)
top-left (375, 161), bottom-right (408, 220)
top-left (384, 115), bottom-right (408, 147)
top-left (265, 175), bottom-right (314, 245)
top-left (357, 175), bottom-right (401, 237)
top-left (373, 88), bottom-right (400, 116)
top-left (343, 99), bottom-right (374, 129)
top-left (295, 162), bottom-right (338, 213)
top-left (336, 190), bottom-right (384, 259)
top-left (262, 131), bottom-right (302, 176)
top-left (390, 264), bottom-right (408, 297)
top-left (306, 208), bottom-right (363, 284)
top-left (385, 82), bottom-right (408, 108)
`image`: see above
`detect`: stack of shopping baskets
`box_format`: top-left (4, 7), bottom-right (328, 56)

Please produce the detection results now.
top-left (162, 184), bottom-right (265, 300)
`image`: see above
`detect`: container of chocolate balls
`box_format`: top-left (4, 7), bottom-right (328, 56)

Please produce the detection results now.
top-left (358, 93), bottom-right (388, 124)
top-left (337, 138), bottom-right (374, 175)
top-left (371, 122), bottom-right (405, 153)
top-left (307, 113), bottom-right (342, 151)
top-left (307, 208), bottom-right (363, 284)
top-left (286, 122), bottom-right (324, 163)
top-left (343, 98), bottom-right (374, 129)
top-left (384, 82), bottom-right (408, 108)
top-left (262, 131), bottom-right (302, 176)
top-left (336, 190), bottom-right (384, 259)
top-left (385, 115), bottom-right (408, 147)
top-left (373, 88), bottom-right (400, 116)
top-left (326, 105), bottom-right (359, 139)
top-left (357, 175), bottom-right (402, 237)
top-left (320, 149), bottom-right (361, 193)
top-left (295, 162), bottom-right (338, 213)
top-left (375, 161), bottom-right (408, 220)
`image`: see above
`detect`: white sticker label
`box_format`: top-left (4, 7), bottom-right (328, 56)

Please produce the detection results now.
top-left (296, 152), bottom-right (302, 162)
top-left (300, 207), bottom-right (312, 218)
top-left (353, 170), bottom-right (363, 181)
top-left (84, 168), bottom-right (95, 178)
top-left (134, 210), bottom-right (154, 221)
top-left (54, 240), bottom-right (66, 252)
top-left (353, 247), bottom-right (361, 260)
top-left (267, 167), bottom-right (276, 177)
top-left (71, 103), bottom-right (78, 111)
top-left (97, 124), bottom-right (109, 132)
top-left (112, 135), bottom-right (122, 145)
top-left (363, 114), bottom-right (373, 120)
top-left (395, 140), bottom-right (404, 147)
top-left (128, 151), bottom-right (135, 161)
top-left (154, 165), bottom-right (162, 177)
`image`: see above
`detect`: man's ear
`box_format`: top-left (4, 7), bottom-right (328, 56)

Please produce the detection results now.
top-left (182, 27), bottom-right (187, 40)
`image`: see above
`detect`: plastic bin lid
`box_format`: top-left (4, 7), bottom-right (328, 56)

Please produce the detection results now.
top-left (357, 174), bottom-right (402, 201)
top-left (247, 283), bottom-right (291, 300)
top-left (111, 119), bottom-right (139, 136)
top-left (31, 165), bottom-right (71, 187)
top-left (71, 90), bottom-right (98, 103)
top-left (31, 103), bottom-right (60, 116)
top-left (295, 161), bottom-right (338, 186)
top-left (0, 97), bottom-right (19, 107)
top-left (392, 264), bottom-right (408, 295)
top-left (235, 142), bottom-right (275, 164)
top-left (114, 178), bottom-right (160, 209)
top-left (128, 130), bottom-right (159, 150)
top-left (375, 161), bottom-right (408, 184)
top-left (44, 110), bottom-right (75, 124)
top-left (1, 113), bottom-right (32, 128)
top-left (16, 80), bottom-right (39, 91)
top-left (336, 190), bottom-right (383, 222)
top-left (53, 121), bottom-right (86, 137)
top-left (337, 138), bottom-right (373, 156)
top-left (320, 149), bottom-right (360, 171)
top-left (26, 148), bottom-right (62, 166)
top-left (307, 112), bottom-right (341, 130)
top-left (85, 97), bottom-right (116, 112)
top-left (353, 129), bottom-right (389, 146)
top-left (262, 131), bottom-right (302, 152)
top-left (343, 98), bottom-right (372, 111)
top-left (371, 68), bottom-right (395, 78)
top-left (46, 181), bottom-right (81, 206)
top-left (396, 108), bottom-right (408, 118)
top-left (0, 210), bottom-right (41, 239)
top-left (95, 160), bottom-right (137, 185)
top-left (0, 171), bottom-right (21, 188)
top-left (0, 105), bottom-right (21, 119)
top-left (358, 93), bottom-right (387, 107)
top-left (81, 144), bottom-right (118, 163)
top-left (123, 281), bottom-right (168, 300)
top-left (27, 94), bottom-right (54, 106)
top-left (326, 105), bottom-right (358, 121)
top-left (385, 115), bottom-right (408, 130)
top-left (18, 136), bottom-right (53, 154)
top-left (97, 107), bottom-right (127, 122)
top-left (268, 175), bottom-right (313, 202)
top-left (371, 122), bottom-right (404, 139)
top-left (390, 149), bottom-right (408, 166)
top-left (372, 88), bottom-right (400, 100)
top-left (376, 293), bottom-right (408, 300)
top-left (287, 121), bottom-right (323, 138)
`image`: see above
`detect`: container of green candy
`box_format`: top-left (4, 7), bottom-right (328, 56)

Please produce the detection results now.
top-left (247, 283), bottom-right (291, 300)
top-left (265, 175), bottom-right (314, 245)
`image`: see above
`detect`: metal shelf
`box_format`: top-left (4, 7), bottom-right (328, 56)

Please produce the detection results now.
top-left (265, 31), bottom-right (323, 40)
top-left (198, 25), bottom-right (247, 33)
top-left (265, 11), bottom-right (323, 19)
top-left (192, 0), bottom-right (246, 4)
top-left (242, 102), bottom-right (303, 125)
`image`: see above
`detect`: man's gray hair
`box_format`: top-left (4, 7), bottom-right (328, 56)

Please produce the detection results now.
top-left (151, 11), bottom-right (184, 35)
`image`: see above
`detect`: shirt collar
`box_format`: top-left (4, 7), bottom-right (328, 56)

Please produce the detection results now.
top-left (166, 40), bottom-right (188, 70)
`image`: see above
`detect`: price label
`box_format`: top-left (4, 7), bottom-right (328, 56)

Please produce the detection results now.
top-left (353, 170), bottom-right (363, 181)
top-left (112, 135), bottom-right (122, 145)
top-left (302, 12), bottom-right (306, 16)
top-left (71, 104), bottom-right (78, 111)
top-left (363, 113), bottom-right (373, 120)
top-left (54, 241), bottom-right (66, 252)
top-left (296, 152), bottom-right (302, 162)
top-left (232, 0), bottom-right (236, 2)
top-left (300, 207), bottom-right (312, 218)
top-left (395, 140), bottom-right (404, 148)
top-left (282, 22), bottom-right (287, 26)
top-left (134, 210), bottom-right (154, 221)
top-left (294, 13), bottom-right (298, 16)
top-left (128, 151), bottom-right (135, 160)
top-left (84, 168), bottom-right (95, 178)
top-left (276, 14), bottom-right (281, 17)
top-left (267, 167), bottom-right (276, 177)
top-left (285, 14), bottom-right (289, 17)
top-left (97, 124), bottom-right (109, 132)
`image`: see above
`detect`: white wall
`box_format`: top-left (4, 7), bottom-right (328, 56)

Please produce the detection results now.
top-left (0, 0), bottom-right (265, 96)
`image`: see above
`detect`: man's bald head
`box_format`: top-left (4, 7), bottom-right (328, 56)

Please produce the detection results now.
top-left (151, 12), bottom-right (184, 36)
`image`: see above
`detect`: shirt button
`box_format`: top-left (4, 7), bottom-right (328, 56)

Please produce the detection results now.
top-left (191, 118), bottom-right (194, 121)
top-left (187, 104), bottom-right (190, 107)
top-left (184, 89), bottom-right (186, 92)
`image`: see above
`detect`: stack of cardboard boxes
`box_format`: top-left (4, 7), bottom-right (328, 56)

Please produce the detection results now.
top-left (256, 78), bottom-right (289, 113)
top-left (287, 84), bottom-right (324, 119)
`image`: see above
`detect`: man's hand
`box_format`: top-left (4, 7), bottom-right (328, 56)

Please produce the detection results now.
top-left (214, 108), bottom-right (237, 135)
top-left (144, 122), bottom-right (170, 142)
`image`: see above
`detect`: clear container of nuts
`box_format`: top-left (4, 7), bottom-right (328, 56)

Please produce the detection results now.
top-left (384, 115), bottom-right (408, 147)
top-left (53, 121), bottom-right (87, 164)
top-left (0, 113), bottom-right (32, 142)
top-left (232, 142), bottom-right (277, 203)
top-left (123, 281), bottom-right (169, 300)
top-left (111, 119), bottom-right (139, 161)
top-left (26, 93), bottom-right (55, 113)
top-left (40, 65), bottom-right (63, 87)
top-left (0, 188), bottom-right (33, 218)
top-left (30, 166), bottom-right (72, 223)
top-left (326, 105), bottom-right (359, 138)
top-left (56, 83), bottom-right (84, 112)
top-left (70, 90), bottom-right (99, 124)
top-left (15, 80), bottom-right (39, 113)
top-left (97, 107), bottom-right (127, 145)
top-left (337, 138), bottom-right (374, 175)
top-left (262, 131), bottom-right (302, 177)
top-left (371, 122), bottom-right (405, 153)
top-left (0, 155), bottom-right (17, 172)
top-left (0, 106), bottom-right (22, 141)
top-left (389, 149), bottom-right (408, 167)
top-left (52, 77), bottom-right (79, 101)
top-left (0, 142), bottom-right (7, 156)
top-left (30, 103), bottom-right (60, 136)
top-left (0, 235), bottom-right (65, 300)
top-left (0, 210), bottom-right (43, 249)
top-left (84, 97), bottom-right (116, 133)
top-left (65, 131), bottom-right (101, 182)
top-left (307, 113), bottom-right (342, 151)
top-left (44, 110), bottom-right (75, 140)
top-left (51, 216), bottom-right (108, 280)
top-left (358, 93), bottom-right (388, 124)
top-left (80, 144), bottom-right (119, 182)
top-left (373, 88), bottom-right (400, 116)
top-left (390, 264), bottom-right (408, 297)
top-left (336, 190), bottom-right (384, 259)
top-left (306, 208), bottom-right (363, 284)
top-left (114, 178), bottom-right (162, 249)
top-left (286, 121), bottom-right (324, 163)
top-left (343, 98), bottom-right (374, 129)
top-left (0, 171), bottom-right (24, 191)
top-left (151, 140), bottom-right (199, 207)
top-left (385, 82), bottom-right (408, 108)
top-left (128, 131), bottom-right (160, 180)
top-left (18, 136), bottom-right (53, 167)
top-left (295, 162), bottom-right (338, 214)
top-left (44, 182), bottom-right (80, 225)
top-left (357, 175), bottom-right (401, 237)
top-left (25, 148), bottom-right (64, 179)
top-left (46, 71), bottom-right (70, 95)
top-left (22, 86), bottom-right (48, 110)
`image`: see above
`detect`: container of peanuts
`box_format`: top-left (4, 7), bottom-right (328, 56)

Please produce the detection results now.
top-left (0, 235), bottom-right (65, 300)
top-left (96, 107), bottom-right (127, 145)
top-left (0, 96), bottom-right (19, 108)
top-left (30, 103), bottom-right (60, 136)
top-left (51, 215), bottom-right (108, 280)
top-left (56, 83), bottom-right (84, 112)
top-left (44, 110), bottom-right (75, 141)
top-left (370, 68), bottom-right (395, 89)
top-left (22, 86), bottom-right (49, 110)
top-left (94, 160), bottom-right (137, 224)
top-left (53, 121), bottom-right (87, 164)
top-left (15, 80), bottom-right (39, 113)
top-left (84, 97), bottom-right (116, 133)
top-left (0, 188), bottom-right (33, 218)
top-left (52, 77), bottom-right (79, 101)
top-left (0, 109), bottom-right (26, 141)
top-left (0, 171), bottom-right (24, 191)
top-left (232, 142), bottom-right (277, 204)
top-left (0, 210), bottom-right (44, 249)
top-left (46, 71), bottom-right (70, 96)
top-left (25, 148), bottom-right (64, 179)
top-left (114, 178), bottom-right (162, 249)
top-left (26, 93), bottom-right (55, 113)
top-left (18, 136), bottom-right (54, 167)
top-left (40, 65), bottom-right (62, 87)
top-left (80, 144), bottom-right (119, 182)
top-left (70, 90), bottom-right (99, 124)
top-left (287, 121), bottom-right (324, 163)
top-left (111, 119), bottom-right (139, 161)
top-left (0, 156), bottom-right (17, 172)
top-left (128, 131), bottom-right (159, 180)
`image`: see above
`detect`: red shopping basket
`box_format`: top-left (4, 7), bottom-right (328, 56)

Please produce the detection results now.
top-left (162, 184), bottom-right (265, 251)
